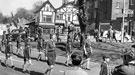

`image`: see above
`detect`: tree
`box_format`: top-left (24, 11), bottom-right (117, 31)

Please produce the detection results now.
top-left (0, 12), bottom-right (4, 23)
top-left (0, 12), bottom-right (12, 24)
top-left (75, 0), bottom-right (95, 47)
top-left (2, 17), bottom-right (12, 24)
top-left (15, 8), bottom-right (34, 21)
top-left (32, 1), bottom-right (43, 13)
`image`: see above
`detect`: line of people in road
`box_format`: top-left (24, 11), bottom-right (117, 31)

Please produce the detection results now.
top-left (0, 28), bottom-right (135, 75)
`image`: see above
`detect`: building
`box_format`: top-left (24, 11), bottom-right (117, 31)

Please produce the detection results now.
top-left (55, 2), bottom-right (79, 33)
top-left (35, 0), bottom-right (56, 34)
top-left (95, 0), bottom-right (134, 32)
top-left (35, 0), bottom-right (79, 34)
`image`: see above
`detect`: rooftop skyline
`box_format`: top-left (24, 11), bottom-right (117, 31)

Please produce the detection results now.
top-left (0, 0), bottom-right (72, 16)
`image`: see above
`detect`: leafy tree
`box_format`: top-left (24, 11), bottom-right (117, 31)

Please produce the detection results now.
top-left (75, 0), bottom-right (95, 47)
top-left (15, 8), bottom-right (34, 21)
top-left (32, 1), bottom-right (43, 13)
top-left (2, 17), bottom-right (12, 24)
top-left (0, 12), bottom-right (4, 23)
top-left (0, 12), bottom-right (12, 24)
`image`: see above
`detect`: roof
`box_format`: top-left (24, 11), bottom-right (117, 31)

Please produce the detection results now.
top-left (18, 18), bottom-right (29, 28)
top-left (56, 1), bottom-right (76, 10)
top-left (18, 18), bottom-right (30, 25)
top-left (35, 0), bottom-right (55, 13)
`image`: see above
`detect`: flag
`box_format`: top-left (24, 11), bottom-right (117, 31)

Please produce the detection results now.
top-left (11, 12), bottom-right (18, 28)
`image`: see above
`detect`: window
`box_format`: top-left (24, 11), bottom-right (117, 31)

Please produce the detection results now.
top-left (130, 0), bottom-right (133, 5)
top-left (46, 15), bottom-right (52, 22)
top-left (57, 14), bottom-right (63, 20)
top-left (60, 14), bottom-right (63, 20)
top-left (43, 17), bottom-right (46, 22)
top-left (42, 15), bottom-right (52, 23)
top-left (68, 14), bottom-right (70, 21)
top-left (46, 6), bottom-right (49, 11)
top-left (76, 16), bottom-right (78, 20)
top-left (95, 0), bottom-right (98, 8)
top-left (125, 2), bottom-right (128, 9)
top-left (116, 2), bottom-right (120, 8)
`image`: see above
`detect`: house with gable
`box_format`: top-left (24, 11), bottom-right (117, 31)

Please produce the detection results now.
top-left (35, 0), bottom-right (80, 34)
top-left (55, 1), bottom-right (80, 33)
top-left (35, 0), bottom-right (56, 34)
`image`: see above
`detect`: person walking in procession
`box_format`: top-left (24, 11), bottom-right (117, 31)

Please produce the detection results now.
top-left (4, 34), bottom-right (15, 69)
top-left (108, 26), bottom-right (113, 42)
top-left (16, 35), bottom-right (23, 56)
top-left (65, 24), bottom-right (74, 66)
top-left (37, 36), bottom-right (44, 61)
top-left (1, 31), bottom-right (6, 47)
top-left (44, 34), bottom-right (57, 75)
top-left (22, 36), bottom-right (32, 73)
top-left (81, 33), bottom-right (93, 70)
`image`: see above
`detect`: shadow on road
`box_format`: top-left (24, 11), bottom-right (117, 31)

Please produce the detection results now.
top-left (30, 71), bottom-right (43, 75)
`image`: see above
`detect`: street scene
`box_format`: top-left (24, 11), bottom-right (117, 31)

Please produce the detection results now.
top-left (0, 0), bottom-right (135, 75)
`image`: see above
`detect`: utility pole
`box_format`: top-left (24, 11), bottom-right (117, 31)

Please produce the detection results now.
top-left (95, 0), bottom-right (100, 37)
top-left (121, 0), bottom-right (125, 42)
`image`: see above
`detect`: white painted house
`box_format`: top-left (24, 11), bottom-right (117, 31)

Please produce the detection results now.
top-left (35, 0), bottom-right (56, 34)
top-left (35, 0), bottom-right (80, 34)
top-left (56, 2), bottom-right (80, 32)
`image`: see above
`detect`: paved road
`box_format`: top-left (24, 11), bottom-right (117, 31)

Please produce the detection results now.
top-left (0, 46), bottom-right (100, 75)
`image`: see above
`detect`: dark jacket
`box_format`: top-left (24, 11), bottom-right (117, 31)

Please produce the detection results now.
top-left (100, 62), bottom-right (108, 75)
top-left (112, 62), bottom-right (135, 75)
top-left (46, 40), bottom-right (55, 52)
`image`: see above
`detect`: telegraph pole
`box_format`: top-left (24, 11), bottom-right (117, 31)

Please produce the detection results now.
top-left (95, 0), bottom-right (100, 38)
top-left (121, 0), bottom-right (125, 42)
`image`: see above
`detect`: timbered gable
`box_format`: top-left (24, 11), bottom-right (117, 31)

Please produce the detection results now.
top-left (35, 0), bottom-right (55, 13)
top-left (55, 3), bottom-right (79, 25)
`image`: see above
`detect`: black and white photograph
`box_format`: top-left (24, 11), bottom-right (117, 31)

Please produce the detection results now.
top-left (0, 0), bottom-right (135, 75)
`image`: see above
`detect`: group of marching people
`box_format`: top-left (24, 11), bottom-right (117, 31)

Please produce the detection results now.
top-left (0, 30), bottom-right (32, 73)
top-left (0, 25), bottom-right (93, 75)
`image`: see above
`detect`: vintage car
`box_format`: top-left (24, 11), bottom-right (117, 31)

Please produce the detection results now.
top-left (6, 29), bottom-right (26, 42)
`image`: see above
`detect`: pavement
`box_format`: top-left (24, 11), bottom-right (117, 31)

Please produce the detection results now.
top-left (0, 45), bottom-right (101, 75)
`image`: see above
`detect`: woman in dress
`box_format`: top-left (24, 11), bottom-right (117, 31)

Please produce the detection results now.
top-left (44, 34), bottom-right (57, 75)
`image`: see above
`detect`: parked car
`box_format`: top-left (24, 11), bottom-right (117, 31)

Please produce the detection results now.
top-left (6, 29), bottom-right (26, 42)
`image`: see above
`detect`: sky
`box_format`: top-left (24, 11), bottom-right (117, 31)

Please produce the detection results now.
top-left (0, 0), bottom-right (64, 16)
